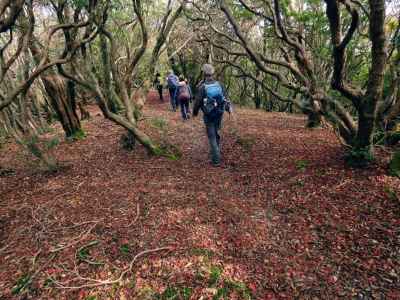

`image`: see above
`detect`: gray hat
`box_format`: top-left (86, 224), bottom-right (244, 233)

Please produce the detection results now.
top-left (202, 64), bottom-right (215, 76)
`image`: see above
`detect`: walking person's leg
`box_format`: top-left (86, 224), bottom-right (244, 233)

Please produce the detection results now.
top-left (185, 101), bottom-right (190, 119)
top-left (169, 88), bottom-right (176, 111)
top-left (158, 87), bottom-right (163, 101)
top-left (180, 100), bottom-right (187, 120)
top-left (206, 121), bottom-right (221, 166)
top-left (216, 130), bottom-right (221, 150)
top-left (175, 95), bottom-right (180, 111)
top-left (215, 117), bottom-right (222, 148)
top-left (187, 100), bottom-right (191, 117)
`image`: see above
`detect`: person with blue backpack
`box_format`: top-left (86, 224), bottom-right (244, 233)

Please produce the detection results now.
top-left (193, 64), bottom-right (231, 167)
top-left (166, 70), bottom-right (179, 111)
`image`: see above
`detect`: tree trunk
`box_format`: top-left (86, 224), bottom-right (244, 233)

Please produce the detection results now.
top-left (100, 34), bottom-right (119, 113)
top-left (354, 0), bottom-right (387, 152)
top-left (41, 75), bottom-right (81, 138)
top-left (254, 71), bottom-right (261, 109)
top-left (95, 96), bottom-right (158, 154)
top-left (29, 39), bottom-right (81, 138)
top-left (31, 89), bottom-right (48, 130)
top-left (78, 102), bottom-right (90, 120)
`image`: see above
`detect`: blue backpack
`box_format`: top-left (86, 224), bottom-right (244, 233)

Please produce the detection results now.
top-left (167, 74), bottom-right (178, 89)
top-left (203, 82), bottom-right (225, 119)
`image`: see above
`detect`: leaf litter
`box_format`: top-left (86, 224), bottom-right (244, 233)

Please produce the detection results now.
top-left (0, 91), bottom-right (399, 299)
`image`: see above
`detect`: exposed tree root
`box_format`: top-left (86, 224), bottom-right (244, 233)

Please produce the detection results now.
top-left (52, 247), bottom-right (171, 289)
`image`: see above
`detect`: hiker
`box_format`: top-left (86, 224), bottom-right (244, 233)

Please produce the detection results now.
top-left (193, 64), bottom-right (231, 166)
top-left (153, 72), bottom-right (163, 102)
top-left (166, 70), bottom-right (179, 111)
top-left (175, 76), bottom-right (192, 120)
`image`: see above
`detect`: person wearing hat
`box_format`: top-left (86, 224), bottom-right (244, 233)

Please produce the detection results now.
top-left (193, 64), bottom-right (230, 167)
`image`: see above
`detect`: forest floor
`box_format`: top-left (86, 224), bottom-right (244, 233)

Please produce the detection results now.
top-left (1, 91), bottom-right (400, 300)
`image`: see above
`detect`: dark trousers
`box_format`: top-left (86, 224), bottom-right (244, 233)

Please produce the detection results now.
top-left (180, 100), bottom-right (190, 120)
top-left (205, 118), bottom-right (222, 165)
top-left (157, 86), bottom-right (163, 101)
top-left (168, 88), bottom-right (177, 111)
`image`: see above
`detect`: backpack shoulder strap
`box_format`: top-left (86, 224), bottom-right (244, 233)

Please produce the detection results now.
top-left (215, 81), bottom-right (223, 91)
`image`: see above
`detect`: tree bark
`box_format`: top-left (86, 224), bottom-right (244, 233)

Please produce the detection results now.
top-left (354, 0), bottom-right (387, 150)
top-left (41, 75), bottom-right (82, 138)
top-left (29, 38), bottom-right (81, 138)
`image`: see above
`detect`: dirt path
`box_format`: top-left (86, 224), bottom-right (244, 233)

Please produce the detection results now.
top-left (0, 92), bottom-right (399, 299)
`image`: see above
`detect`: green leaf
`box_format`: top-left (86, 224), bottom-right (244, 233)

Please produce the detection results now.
top-left (70, 0), bottom-right (89, 9)
top-left (120, 244), bottom-right (130, 255)
top-left (12, 274), bottom-right (31, 295)
top-left (209, 266), bottom-right (222, 286)
top-left (389, 151), bottom-right (400, 177)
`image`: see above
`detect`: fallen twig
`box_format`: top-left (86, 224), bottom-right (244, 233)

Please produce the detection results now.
top-left (64, 220), bottom-right (99, 230)
top-left (0, 244), bottom-right (10, 253)
top-left (75, 240), bottom-right (104, 265)
top-left (375, 144), bottom-right (394, 155)
top-left (32, 250), bottom-right (42, 267)
top-left (50, 223), bottom-right (98, 253)
top-left (53, 247), bottom-right (170, 289)
top-left (124, 202), bottom-right (140, 228)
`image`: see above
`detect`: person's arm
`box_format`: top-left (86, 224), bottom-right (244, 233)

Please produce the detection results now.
top-left (219, 82), bottom-right (229, 100)
top-left (219, 82), bottom-right (233, 113)
top-left (193, 84), bottom-right (204, 117)
top-left (188, 85), bottom-right (193, 99)
top-left (174, 85), bottom-right (179, 99)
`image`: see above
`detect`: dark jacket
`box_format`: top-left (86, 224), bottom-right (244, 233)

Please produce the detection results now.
top-left (153, 76), bottom-right (162, 88)
top-left (193, 78), bottom-right (228, 121)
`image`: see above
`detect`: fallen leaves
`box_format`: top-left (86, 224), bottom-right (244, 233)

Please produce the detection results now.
top-left (0, 93), bottom-right (399, 299)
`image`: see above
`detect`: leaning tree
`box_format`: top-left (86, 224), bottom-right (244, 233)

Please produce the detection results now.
top-left (59, 0), bottom-right (185, 154)
top-left (187, 0), bottom-right (392, 165)
top-left (0, 0), bottom-right (101, 169)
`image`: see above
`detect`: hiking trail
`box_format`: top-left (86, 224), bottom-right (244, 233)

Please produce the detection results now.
top-left (0, 91), bottom-right (399, 299)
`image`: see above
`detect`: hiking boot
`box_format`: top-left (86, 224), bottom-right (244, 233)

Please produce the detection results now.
top-left (211, 160), bottom-right (221, 167)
